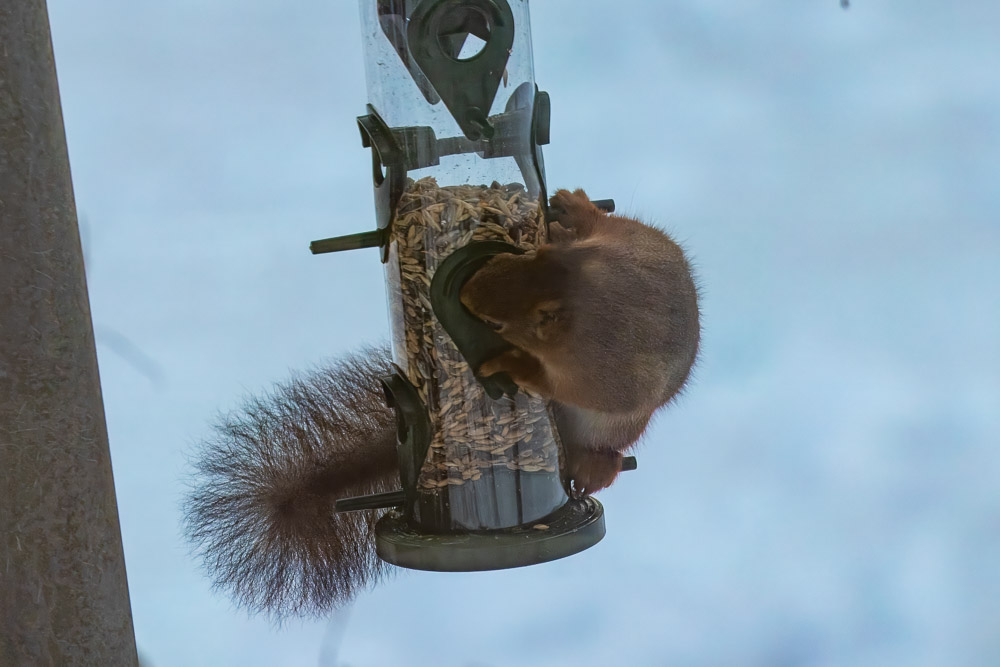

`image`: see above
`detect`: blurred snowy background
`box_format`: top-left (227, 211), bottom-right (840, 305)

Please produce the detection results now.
top-left (47, 0), bottom-right (998, 665)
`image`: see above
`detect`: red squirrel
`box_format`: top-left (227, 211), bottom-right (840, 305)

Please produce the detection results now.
top-left (184, 190), bottom-right (699, 618)
top-left (460, 189), bottom-right (700, 494)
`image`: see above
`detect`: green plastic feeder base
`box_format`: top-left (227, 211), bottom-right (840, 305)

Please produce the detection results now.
top-left (374, 497), bottom-right (606, 572)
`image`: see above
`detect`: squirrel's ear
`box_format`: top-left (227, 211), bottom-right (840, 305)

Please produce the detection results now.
top-left (534, 300), bottom-right (565, 341)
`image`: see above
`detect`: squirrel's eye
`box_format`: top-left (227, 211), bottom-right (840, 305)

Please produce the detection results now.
top-left (483, 319), bottom-right (504, 332)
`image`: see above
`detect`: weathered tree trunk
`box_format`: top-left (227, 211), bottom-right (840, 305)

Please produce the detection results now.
top-left (0, 2), bottom-right (139, 664)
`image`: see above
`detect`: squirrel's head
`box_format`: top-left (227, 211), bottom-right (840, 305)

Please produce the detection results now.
top-left (459, 247), bottom-right (569, 352)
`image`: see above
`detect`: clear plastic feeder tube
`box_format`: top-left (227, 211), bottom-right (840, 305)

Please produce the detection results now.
top-left (358, 0), bottom-right (566, 532)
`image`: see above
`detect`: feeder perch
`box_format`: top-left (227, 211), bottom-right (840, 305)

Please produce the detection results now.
top-left (315, 0), bottom-right (634, 572)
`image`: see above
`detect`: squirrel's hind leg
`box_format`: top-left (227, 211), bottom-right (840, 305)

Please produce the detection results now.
top-left (566, 448), bottom-right (624, 496)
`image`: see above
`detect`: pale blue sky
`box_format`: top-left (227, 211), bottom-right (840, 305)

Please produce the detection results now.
top-left (48, 1), bottom-right (999, 665)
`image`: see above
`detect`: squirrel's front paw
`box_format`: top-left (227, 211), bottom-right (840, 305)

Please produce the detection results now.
top-left (567, 449), bottom-right (624, 496)
top-left (547, 221), bottom-right (577, 244)
top-left (549, 189), bottom-right (599, 222)
top-left (478, 347), bottom-right (533, 379)
top-left (477, 353), bottom-right (514, 378)
top-left (477, 349), bottom-right (554, 399)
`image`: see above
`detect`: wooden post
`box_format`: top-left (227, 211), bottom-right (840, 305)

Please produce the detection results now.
top-left (0, 2), bottom-right (139, 664)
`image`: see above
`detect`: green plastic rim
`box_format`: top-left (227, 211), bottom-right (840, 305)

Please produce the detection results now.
top-left (374, 497), bottom-right (605, 572)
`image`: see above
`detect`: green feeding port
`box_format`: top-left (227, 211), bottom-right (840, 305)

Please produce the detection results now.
top-left (429, 240), bottom-right (525, 399)
top-left (312, 0), bottom-right (637, 572)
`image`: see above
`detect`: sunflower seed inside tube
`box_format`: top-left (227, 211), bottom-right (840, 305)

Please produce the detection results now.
top-left (385, 177), bottom-right (561, 491)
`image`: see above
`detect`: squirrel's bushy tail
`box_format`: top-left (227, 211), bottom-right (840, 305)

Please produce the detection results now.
top-left (183, 344), bottom-right (400, 618)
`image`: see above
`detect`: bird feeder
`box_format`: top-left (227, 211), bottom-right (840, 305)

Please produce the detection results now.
top-left (312, 0), bottom-right (633, 572)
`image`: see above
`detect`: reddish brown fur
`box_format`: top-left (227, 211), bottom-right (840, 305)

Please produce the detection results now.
top-left (460, 189), bottom-right (700, 493)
